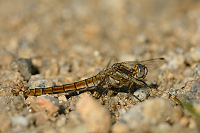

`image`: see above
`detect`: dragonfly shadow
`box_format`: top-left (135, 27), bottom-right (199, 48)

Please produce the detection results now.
top-left (64, 86), bottom-right (97, 99)
top-left (107, 82), bottom-right (159, 97)
top-left (64, 91), bottom-right (79, 99)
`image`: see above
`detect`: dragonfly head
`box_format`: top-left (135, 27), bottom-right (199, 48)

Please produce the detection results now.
top-left (134, 64), bottom-right (148, 79)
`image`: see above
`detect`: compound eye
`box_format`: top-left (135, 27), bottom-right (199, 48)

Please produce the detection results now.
top-left (136, 64), bottom-right (146, 78)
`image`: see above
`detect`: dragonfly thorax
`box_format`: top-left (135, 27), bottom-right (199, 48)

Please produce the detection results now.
top-left (134, 64), bottom-right (148, 79)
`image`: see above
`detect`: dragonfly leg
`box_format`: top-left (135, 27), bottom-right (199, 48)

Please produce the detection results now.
top-left (93, 77), bottom-right (108, 98)
top-left (127, 81), bottom-right (142, 102)
top-left (128, 78), bottom-right (148, 92)
top-left (128, 78), bottom-right (150, 102)
top-left (94, 74), bottom-right (124, 98)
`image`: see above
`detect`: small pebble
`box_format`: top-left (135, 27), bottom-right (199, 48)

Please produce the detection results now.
top-left (183, 68), bottom-right (193, 77)
top-left (111, 123), bottom-right (130, 133)
top-left (28, 78), bottom-right (55, 89)
top-left (118, 108), bottom-right (126, 116)
top-left (118, 98), bottom-right (180, 131)
top-left (133, 87), bottom-right (150, 101)
top-left (58, 95), bottom-right (67, 104)
top-left (157, 122), bottom-right (171, 132)
top-left (118, 102), bottom-right (145, 130)
top-left (193, 64), bottom-right (200, 80)
top-left (11, 116), bottom-right (29, 127)
top-left (170, 106), bottom-right (183, 123)
top-left (67, 111), bottom-right (82, 126)
top-left (77, 94), bottom-right (111, 133)
top-left (10, 58), bottom-right (33, 80)
top-left (32, 58), bottom-right (43, 67)
top-left (180, 117), bottom-right (189, 127)
top-left (142, 98), bottom-right (175, 125)
top-left (56, 116), bottom-right (66, 127)
top-left (188, 118), bottom-right (197, 129)
top-left (186, 81), bottom-right (200, 102)
top-left (167, 72), bottom-right (175, 80)
top-left (34, 112), bottom-right (48, 126)
top-left (169, 88), bottom-right (179, 95)
top-left (12, 95), bottom-right (25, 111)
top-left (30, 96), bottom-right (59, 116)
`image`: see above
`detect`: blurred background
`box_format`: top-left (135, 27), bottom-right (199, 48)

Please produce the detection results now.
top-left (0, 0), bottom-right (199, 83)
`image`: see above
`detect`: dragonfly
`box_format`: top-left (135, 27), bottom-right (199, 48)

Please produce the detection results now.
top-left (13, 58), bottom-right (165, 99)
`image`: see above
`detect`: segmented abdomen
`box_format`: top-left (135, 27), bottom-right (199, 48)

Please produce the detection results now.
top-left (28, 74), bottom-right (105, 96)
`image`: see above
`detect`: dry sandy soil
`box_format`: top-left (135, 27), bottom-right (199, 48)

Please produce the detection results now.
top-left (0, 0), bottom-right (200, 133)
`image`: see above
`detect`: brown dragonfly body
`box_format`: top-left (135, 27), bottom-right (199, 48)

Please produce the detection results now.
top-left (28, 74), bottom-right (105, 96)
top-left (21, 58), bottom-right (165, 97)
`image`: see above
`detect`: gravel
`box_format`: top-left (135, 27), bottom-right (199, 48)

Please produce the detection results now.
top-left (0, 0), bottom-right (200, 133)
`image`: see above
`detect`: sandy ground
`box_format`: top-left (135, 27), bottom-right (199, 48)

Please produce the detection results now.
top-left (0, 0), bottom-right (200, 133)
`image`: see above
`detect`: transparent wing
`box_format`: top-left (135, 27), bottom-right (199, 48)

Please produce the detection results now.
top-left (120, 58), bottom-right (165, 68)
top-left (98, 59), bottom-right (113, 74)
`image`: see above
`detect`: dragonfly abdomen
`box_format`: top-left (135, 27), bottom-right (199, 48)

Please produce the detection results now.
top-left (28, 74), bottom-right (104, 96)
